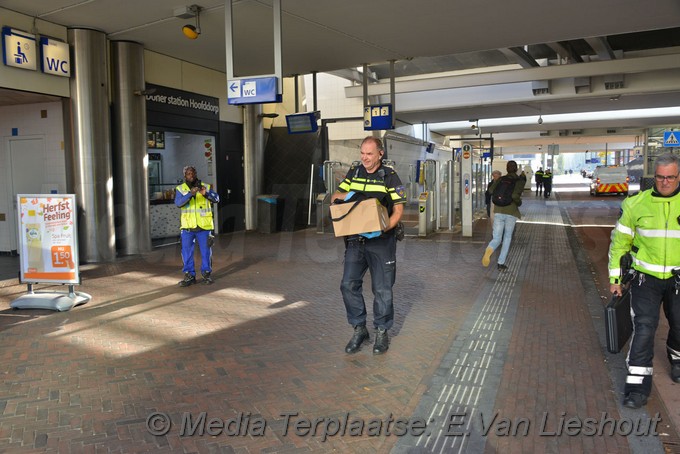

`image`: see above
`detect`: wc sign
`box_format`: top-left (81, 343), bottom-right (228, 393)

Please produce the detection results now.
top-left (2, 27), bottom-right (37, 71)
top-left (2, 27), bottom-right (70, 77)
top-left (227, 76), bottom-right (280, 105)
top-left (40, 37), bottom-right (70, 77)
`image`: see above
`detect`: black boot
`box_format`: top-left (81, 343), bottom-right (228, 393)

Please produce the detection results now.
top-left (345, 325), bottom-right (370, 354)
top-left (178, 272), bottom-right (196, 287)
top-left (672, 364), bottom-right (680, 383)
top-left (623, 392), bottom-right (648, 409)
top-left (201, 271), bottom-right (214, 285)
top-left (373, 328), bottom-right (389, 355)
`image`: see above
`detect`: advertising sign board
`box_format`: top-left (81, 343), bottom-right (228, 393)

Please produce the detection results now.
top-left (17, 194), bottom-right (79, 284)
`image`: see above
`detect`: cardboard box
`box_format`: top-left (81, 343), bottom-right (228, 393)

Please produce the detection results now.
top-left (329, 198), bottom-right (389, 237)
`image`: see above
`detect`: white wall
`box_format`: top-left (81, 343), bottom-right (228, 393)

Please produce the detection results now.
top-left (0, 102), bottom-right (66, 251)
top-left (304, 73), bottom-right (366, 140)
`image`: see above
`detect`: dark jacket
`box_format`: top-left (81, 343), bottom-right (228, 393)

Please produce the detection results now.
top-left (535, 170), bottom-right (544, 183)
top-left (485, 179), bottom-right (494, 205)
top-left (543, 172), bottom-right (553, 187)
top-left (488, 171), bottom-right (523, 219)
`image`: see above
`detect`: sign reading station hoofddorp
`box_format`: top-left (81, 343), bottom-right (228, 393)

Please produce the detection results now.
top-left (17, 195), bottom-right (79, 284)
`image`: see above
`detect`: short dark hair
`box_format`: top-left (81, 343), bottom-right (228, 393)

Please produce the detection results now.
top-left (507, 160), bottom-right (518, 173)
top-left (361, 136), bottom-right (384, 152)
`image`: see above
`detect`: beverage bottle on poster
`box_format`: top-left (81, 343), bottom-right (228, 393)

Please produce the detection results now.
top-left (25, 209), bottom-right (43, 273)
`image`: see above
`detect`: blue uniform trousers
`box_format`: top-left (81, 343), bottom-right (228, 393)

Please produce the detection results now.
top-left (340, 234), bottom-right (397, 330)
top-left (180, 229), bottom-right (212, 276)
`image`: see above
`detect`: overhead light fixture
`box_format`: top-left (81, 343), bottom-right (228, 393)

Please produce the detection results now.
top-left (538, 114), bottom-right (543, 125)
top-left (180, 5), bottom-right (201, 39)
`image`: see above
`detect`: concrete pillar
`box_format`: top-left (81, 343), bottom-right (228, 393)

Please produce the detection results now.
top-left (243, 104), bottom-right (264, 230)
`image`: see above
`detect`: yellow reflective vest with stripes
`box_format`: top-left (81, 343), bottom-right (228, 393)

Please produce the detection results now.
top-left (175, 182), bottom-right (216, 230)
top-left (608, 188), bottom-right (680, 283)
top-left (337, 164), bottom-right (407, 212)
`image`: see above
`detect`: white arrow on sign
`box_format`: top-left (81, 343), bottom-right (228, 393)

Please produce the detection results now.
top-left (228, 80), bottom-right (241, 96)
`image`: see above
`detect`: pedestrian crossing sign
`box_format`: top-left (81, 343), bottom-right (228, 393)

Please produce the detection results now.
top-left (663, 131), bottom-right (679, 147)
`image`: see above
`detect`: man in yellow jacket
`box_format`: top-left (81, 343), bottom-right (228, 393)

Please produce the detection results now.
top-left (608, 152), bottom-right (680, 409)
top-left (175, 165), bottom-right (220, 286)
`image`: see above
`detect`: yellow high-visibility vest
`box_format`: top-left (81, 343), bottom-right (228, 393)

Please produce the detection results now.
top-left (176, 182), bottom-right (215, 230)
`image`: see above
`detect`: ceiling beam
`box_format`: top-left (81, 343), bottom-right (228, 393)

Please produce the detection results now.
top-left (345, 52), bottom-right (680, 97)
top-left (499, 47), bottom-right (540, 68)
top-left (326, 68), bottom-right (379, 84)
top-left (546, 42), bottom-right (584, 63)
top-left (585, 37), bottom-right (616, 60)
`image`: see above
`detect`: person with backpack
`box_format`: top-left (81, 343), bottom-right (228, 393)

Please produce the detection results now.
top-left (482, 160), bottom-right (524, 271)
top-left (485, 170), bottom-right (502, 217)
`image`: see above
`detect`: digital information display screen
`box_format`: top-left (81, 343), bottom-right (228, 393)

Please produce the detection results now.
top-left (286, 112), bottom-right (319, 134)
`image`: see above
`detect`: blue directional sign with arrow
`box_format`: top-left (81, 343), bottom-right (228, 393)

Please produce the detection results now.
top-left (227, 76), bottom-right (282, 105)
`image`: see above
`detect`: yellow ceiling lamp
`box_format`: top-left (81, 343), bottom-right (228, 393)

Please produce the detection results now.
top-left (176, 5), bottom-right (202, 40)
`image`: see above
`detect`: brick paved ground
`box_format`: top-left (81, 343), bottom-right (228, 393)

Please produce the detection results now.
top-left (0, 194), bottom-right (677, 453)
top-left (483, 201), bottom-right (630, 453)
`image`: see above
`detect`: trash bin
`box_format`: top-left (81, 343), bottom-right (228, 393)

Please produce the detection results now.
top-left (418, 191), bottom-right (433, 237)
top-left (257, 194), bottom-right (280, 233)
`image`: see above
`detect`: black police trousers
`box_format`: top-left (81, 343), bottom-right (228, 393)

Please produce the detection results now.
top-left (625, 272), bottom-right (680, 396)
top-left (340, 234), bottom-right (397, 330)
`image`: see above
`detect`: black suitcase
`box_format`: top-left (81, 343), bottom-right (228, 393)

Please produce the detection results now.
top-left (604, 288), bottom-right (633, 354)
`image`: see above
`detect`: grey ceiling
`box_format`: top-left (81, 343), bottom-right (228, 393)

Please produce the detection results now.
top-left (2, 0), bottom-right (680, 150)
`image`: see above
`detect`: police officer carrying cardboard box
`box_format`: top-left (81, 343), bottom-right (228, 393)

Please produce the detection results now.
top-left (331, 136), bottom-right (406, 355)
